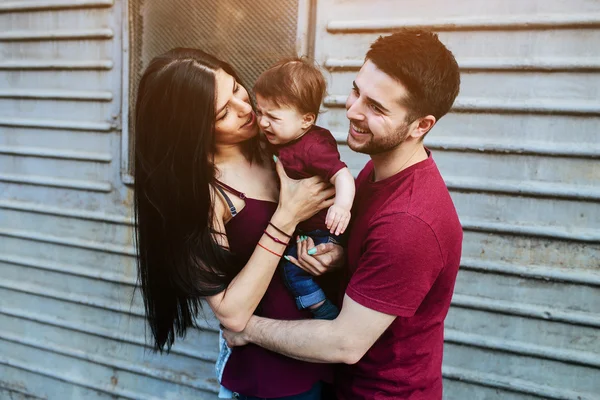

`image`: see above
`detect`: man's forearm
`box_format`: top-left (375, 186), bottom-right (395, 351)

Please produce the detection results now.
top-left (244, 316), bottom-right (352, 364)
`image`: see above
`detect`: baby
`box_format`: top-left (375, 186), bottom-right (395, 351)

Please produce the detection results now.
top-left (254, 58), bottom-right (355, 320)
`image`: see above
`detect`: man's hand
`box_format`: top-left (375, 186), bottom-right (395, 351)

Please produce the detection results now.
top-left (284, 236), bottom-right (344, 276)
top-left (222, 327), bottom-right (250, 348)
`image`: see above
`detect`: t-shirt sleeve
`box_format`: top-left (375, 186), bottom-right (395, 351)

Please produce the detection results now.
top-left (303, 134), bottom-right (347, 181)
top-left (346, 213), bottom-right (445, 317)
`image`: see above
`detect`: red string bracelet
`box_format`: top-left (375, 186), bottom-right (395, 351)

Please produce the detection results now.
top-left (264, 230), bottom-right (289, 246)
top-left (258, 242), bottom-right (283, 258)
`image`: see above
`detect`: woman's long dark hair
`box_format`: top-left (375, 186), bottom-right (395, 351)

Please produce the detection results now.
top-left (133, 48), bottom-right (261, 352)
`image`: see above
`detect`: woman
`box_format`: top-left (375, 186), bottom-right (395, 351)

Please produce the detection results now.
top-left (134, 48), bottom-right (341, 399)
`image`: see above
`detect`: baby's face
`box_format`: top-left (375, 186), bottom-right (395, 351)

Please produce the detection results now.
top-left (255, 94), bottom-right (310, 145)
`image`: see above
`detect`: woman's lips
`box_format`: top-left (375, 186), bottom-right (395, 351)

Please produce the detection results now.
top-left (242, 112), bottom-right (255, 128)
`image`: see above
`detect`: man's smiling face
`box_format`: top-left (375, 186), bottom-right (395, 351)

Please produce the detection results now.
top-left (345, 60), bottom-right (416, 155)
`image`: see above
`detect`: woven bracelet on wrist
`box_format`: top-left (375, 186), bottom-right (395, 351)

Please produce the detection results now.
top-left (268, 222), bottom-right (293, 238)
top-left (264, 230), bottom-right (289, 246)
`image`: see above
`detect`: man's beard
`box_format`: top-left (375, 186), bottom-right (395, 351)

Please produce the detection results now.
top-left (347, 121), bottom-right (411, 155)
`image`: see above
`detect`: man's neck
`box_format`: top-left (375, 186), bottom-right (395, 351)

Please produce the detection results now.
top-left (371, 141), bottom-right (427, 182)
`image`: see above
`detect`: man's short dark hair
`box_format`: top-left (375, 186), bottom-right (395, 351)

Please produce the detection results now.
top-left (366, 29), bottom-right (460, 122)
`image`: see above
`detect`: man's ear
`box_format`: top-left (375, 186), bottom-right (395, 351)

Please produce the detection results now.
top-left (301, 112), bottom-right (316, 129)
top-left (409, 115), bottom-right (436, 141)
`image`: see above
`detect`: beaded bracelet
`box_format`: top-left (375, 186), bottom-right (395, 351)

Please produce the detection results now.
top-left (268, 222), bottom-right (293, 238)
top-left (257, 242), bottom-right (283, 258)
top-left (264, 230), bottom-right (289, 246)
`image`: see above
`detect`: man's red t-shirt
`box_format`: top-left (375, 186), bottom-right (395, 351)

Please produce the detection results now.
top-left (336, 152), bottom-right (463, 400)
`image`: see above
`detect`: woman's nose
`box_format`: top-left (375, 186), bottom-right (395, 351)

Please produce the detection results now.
top-left (237, 99), bottom-right (252, 116)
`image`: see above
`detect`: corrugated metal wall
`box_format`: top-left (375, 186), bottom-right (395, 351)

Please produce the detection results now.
top-left (0, 0), bottom-right (221, 398)
top-left (1, 0), bottom-right (599, 399)
top-left (316, 0), bottom-right (600, 399)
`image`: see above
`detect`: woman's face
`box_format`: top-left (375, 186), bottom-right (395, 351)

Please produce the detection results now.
top-left (214, 69), bottom-right (258, 145)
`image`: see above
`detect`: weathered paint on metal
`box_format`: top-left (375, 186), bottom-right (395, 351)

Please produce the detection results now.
top-left (1, 0), bottom-right (599, 399)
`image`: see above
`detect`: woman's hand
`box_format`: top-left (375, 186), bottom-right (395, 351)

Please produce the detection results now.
top-left (275, 158), bottom-right (335, 226)
top-left (285, 236), bottom-right (345, 276)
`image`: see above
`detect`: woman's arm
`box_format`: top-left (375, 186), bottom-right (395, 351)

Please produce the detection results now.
top-left (206, 160), bottom-right (335, 332)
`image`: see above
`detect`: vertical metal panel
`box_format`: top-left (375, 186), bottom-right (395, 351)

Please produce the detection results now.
top-left (0, 0), bottom-right (219, 398)
top-left (315, 0), bottom-right (600, 399)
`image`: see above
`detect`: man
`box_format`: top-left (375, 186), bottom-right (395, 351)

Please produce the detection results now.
top-left (224, 29), bottom-right (463, 399)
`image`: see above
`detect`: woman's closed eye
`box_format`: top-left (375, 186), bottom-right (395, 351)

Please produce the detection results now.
top-left (218, 107), bottom-right (229, 120)
top-left (217, 83), bottom-right (242, 121)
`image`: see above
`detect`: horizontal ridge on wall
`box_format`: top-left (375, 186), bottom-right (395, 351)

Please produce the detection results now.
top-left (0, 116), bottom-right (112, 131)
top-left (325, 57), bottom-right (600, 72)
top-left (0, 59), bottom-right (113, 70)
top-left (0, 278), bottom-right (219, 333)
top-left (327, 13), bottom-right (600, 33)
top-left (0, 253), bottom-right (135, 286)
top-left (0, 228), bottom-right (134, 256)
top-left (0, 199), bottom-right (132, 224)
top-left (424, 137), bottom-right (600, 159)
top-left (0, 145), bottom-right (112, 162)
top-left (0, 0), bottom-right (113, 13)
top-left (0, 173), bottom-right (112, 192)
top-left (460, 257), bottom-right (600, 286)
top-left (0, 384), bottom-right (44, 400)
top-left (0, 305), bottom-right (218, 363)
top-left (461, 218), bottom-right (600, 243)
top-left (445, 329), bottom-right (600, 368)
top-left (0, 29), bottom-right (113, 41)
top-left (0, 278), bottom-right (144, 316)
top-left (0, 89), bottom-right (113, 101)
top-left (0, 330), bottom-right (220, 395)
top-left (0, 354), bottom-right (212, 400)
top-left (452, 294), bottom-right (600, 328)
top-left (445, 176), bottom-right (600, 202)
top-left (324, 95), bottom-right (600, 116)
top-left (442, 366), bottom-right (596, 400)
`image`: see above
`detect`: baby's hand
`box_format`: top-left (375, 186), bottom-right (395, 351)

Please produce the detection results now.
top-left (326, 204), bottom-right (351, 236)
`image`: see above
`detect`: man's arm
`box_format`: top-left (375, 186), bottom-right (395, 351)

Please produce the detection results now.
top-left (223, 294), bottom-right (395, 364)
